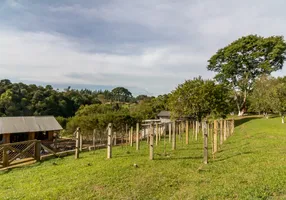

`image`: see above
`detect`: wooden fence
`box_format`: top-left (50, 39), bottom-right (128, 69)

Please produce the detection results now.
top-left (0, 119), bottom-right (235, 169)
top-left (0, 140), bottom-right (40, 168)
top-left (0, 139), bottom-right (79, 169)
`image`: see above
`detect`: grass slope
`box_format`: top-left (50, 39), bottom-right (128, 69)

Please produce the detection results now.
top-left (1, 117), bottom-right (286, 200)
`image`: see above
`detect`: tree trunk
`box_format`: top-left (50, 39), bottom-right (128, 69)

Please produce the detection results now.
top-left (236, 88), bottom-right (247, 116)
top-left (282, 116), bottom-right (285, 124)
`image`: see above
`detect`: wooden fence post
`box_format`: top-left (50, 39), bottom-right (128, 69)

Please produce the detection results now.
top-left (203, 121), bottom-right (208, 164)
top-left (75, 127), bottom-right (80, 159)
top-left (209, 122), bottom-right (213, 154)
top-left (159, 125), bottom-right (161, 141)
top-left (35, 140), bottom-right (41, 162)
top-left (79, 131), bottom-right (83, 151)
top-left (93, 129), bottom-right (96, 147)
top-left (147, 126), bottom-right (150, 144)
top-left (107, 123), bottom-right (112, 159)
top-left (232, 119), bottom-right (235, 135)
top-left (172, 121), bottom-right (176, 150)
top-left (226, 120), bottom-right (229, 138)
top-left (224, 120), bottom-right (227, 141)
top-left (192, 121), bottom-right (195, 140)
top-left (125, 124), bottom-right (128, 144)
top-left (178, 122), bottom-right (181, 141)
top-left (214, 120), bottom-right (218, 154)
top-left (186, 120), bottom-right (189, 144)
top-left (220, 120), bottom-right (223, 145)
top-left (114, 132), bottom-right (117, 146)
top-left (169, 123), bottom-right (172, 143)
top-left (150, 123), bottom-right (154, 160)
top-left (163, 124), bottom-right (166, 156)
top-left (130, 127), bottom-right (133, 147)
top-left (156, 123), bottom-right (159, 146)
top-left (195, 121), bottom-right (198, 141)
top-left (136, 123), bottom-right (140, 151)
top-left (3, 146), bottom-right (8, 167)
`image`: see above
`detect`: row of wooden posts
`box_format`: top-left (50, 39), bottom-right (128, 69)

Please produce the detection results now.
top-left (74, 119), bottom-right (235, 164)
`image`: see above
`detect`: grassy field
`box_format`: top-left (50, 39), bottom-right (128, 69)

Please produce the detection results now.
top-left (1, 117), bottom-right (286, 200)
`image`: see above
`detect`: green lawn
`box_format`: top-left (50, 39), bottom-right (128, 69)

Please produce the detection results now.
top-left (1, 117), bottom-right (286, 200)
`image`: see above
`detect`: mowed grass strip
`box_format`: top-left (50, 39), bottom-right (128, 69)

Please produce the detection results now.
top-left (1, 117), bottom-right (286, 200)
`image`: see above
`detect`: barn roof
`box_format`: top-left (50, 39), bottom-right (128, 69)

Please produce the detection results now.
top-left (0, 116), bottom-right (63, 134)
top-left (157, 111), bottom-right (171, 117)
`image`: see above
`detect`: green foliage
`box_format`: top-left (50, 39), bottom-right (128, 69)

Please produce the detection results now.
top-left (168, 77), bottom-right (230, 121)
top-left (66, 103), bottom-right (137, 135)
top-left (55, 116), bottom-right (69, 129)
top-left (130, 94), bottom-right (169, 121)
top-left (271, 77), bottom-right (286, 115)
top-left (249, 76), bottom-right (286, 116)
top-left (111, 87), bottom-right (133, 102)
top-left (249, 75), bottom-right (276, 114)
top-left (207, 35), bottom-right (286, 114)
top-left (0, 80), bottom-right (137, 118)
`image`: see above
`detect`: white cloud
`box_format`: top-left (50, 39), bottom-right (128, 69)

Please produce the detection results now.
top-left (2, 0), bottom-right (286, 95)
top-left (0, 28), bottom-right (209, 95)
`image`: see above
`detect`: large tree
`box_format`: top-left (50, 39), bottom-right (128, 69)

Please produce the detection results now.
top-left (168, 77), bottom-right (231, 121)
top-left (207, 35), bottom-right (286, 115)
top-left (111, 87), bottom-right (133, 102)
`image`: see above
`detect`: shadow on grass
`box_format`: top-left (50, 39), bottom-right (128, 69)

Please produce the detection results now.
top-left (155, 156), bottom-right (202, 161)
top-left (0, 160), bottom-right (44, 174)
top-left (215, 151), bottom-right (253, 162)
top-left (235, 117), bottom-right (262, 127)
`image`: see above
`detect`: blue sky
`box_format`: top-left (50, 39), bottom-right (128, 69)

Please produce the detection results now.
top-left (0, 0), bottom-right (286, 96)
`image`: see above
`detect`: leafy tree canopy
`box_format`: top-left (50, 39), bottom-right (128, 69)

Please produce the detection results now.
top-left (207, 35), bottom-right (286, 115)
top-left (168, 77), bottom-right (231, 121)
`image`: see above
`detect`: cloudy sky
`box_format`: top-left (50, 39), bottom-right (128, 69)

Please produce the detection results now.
top-left (0, 0), bottom-right (286, 96)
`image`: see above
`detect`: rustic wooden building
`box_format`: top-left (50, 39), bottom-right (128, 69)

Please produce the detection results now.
top-left (157, 111), bottom-right (171, 123)
top-left (0, 116), bottom-right (63, 144)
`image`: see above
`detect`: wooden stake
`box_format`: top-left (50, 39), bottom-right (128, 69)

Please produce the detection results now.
top-left (130, 127), bottom-right (133, 147)
top-left (3, 146), bottom-right (8, 167)
top-left (107, 123), bottom-right (112, 159)
top-left (203, 121), bottom-right (208, 164)
top-left (147, 126), bottom-right (150, 144)
top-left (220, 120), bottom-right (223, 145)
top-left (150, 123), bottom-right (154, 160)
top-left (186, 120), bottom-right (189, 144)
top-left (79, 131), bottom-right (83, 151)
top-left (75, 127), bottom-right (80, 159)
top-left (93, 129), bottom-right (96, 147)
top-left (178, 122), bottom-right (181, 141)
top-left (159, 125), bottom-right (161, 141)
top-left (172, 121), bottom-right (176, 150)
top-left (192, 121), bottom-right (195, 140)
top-left (136, 123), bottom-right (140, 150)
top-left (125, 124), bottom-right (128, 144)
top-left (209, 122), bottom-right (213, 154)
top-left (113, 132), bottom-right (117, 146)
top-left (232, 119), bottom-right (235, 135)
top-left (224, 120), bottom-right (227, 141)
top-left (214, 120), bottom-right (218, 154)
top-left (195, 121), bottom-right (198, 141)
top-left (169, 123), bottom-right (172, 143)
top-left (156, 123), bottom-right (159, 146)
top-left (163, 124), bottom-right (166, 156)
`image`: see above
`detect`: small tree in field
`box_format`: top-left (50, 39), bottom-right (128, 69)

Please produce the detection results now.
top-left (207, 35), bottom-right (286, 116)
top-left (249, 75), bottom-right (275, 117)
top-left (250, 75), bottom-right (286, 122)
top-left (271, 77), bottom-right (286, 123)
top-left (168, 77), bottom-right (231, 121)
